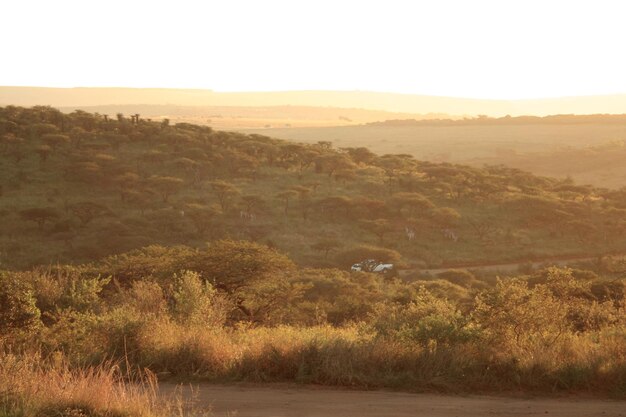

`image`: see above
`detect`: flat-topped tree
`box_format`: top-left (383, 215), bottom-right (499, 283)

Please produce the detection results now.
top-left (311, 238), bottom-right (342, 259)
top-left (149, 176), bottom-right (184, 203)
top-left (41, 133), bottom-right (70, 151)
top-left (185, 203), bottom-right (221, 236)
top-left (431, 207), bottom-right (461, 228)
top-left (315, 153), bottom-right (355, 181)
top-left (359, 218), bottom-right (392, 244)
top-left (377, 154), bottom-right (415, 193)
top-left (113, 172), bottom-right (140, 201)
top-left (317, 196), bottom-right (353, 221)
top-left (70, 202), bottom-right (112, 226)
top-left (209, 180), bottom-right (240, 211)
top-left (19, 207), bottom-right (58, 230)
top-left (189, 240), bottom-right (299, 323)
top-left (342, 147), bottom-right (377, 165)
top-left (390, 192), bottom-right (435, 218)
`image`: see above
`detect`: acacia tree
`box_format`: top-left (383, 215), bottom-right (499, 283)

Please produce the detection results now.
top-left (42, 133), bottom-right (70, 151)
top-left (19, 207), bottom-right (59, 230)
top-left (311, 238), bottom-right (342, 259)
top-left (126, 190), bottom-right (156, 215)
top-left (316, 153), bottom-right (355, 181)
top-left (209, 180), bottom-right (240, 211)
top-left (289, 146), bottom-right (319, 179)
top-left (185, 203), bottom-right (221, 236)
top-left (114, 172), bottom-right (140, 201)
top-left (467, 216), bottom-right (498, 243)
top-left (188, 240), bottom-right (301, 322)
top-left (359, 219), bottom-right (392, 244)
top-left (149, 176), bottom-right (184, 203)
top-left (70, 202), bottom-right (111, 226)
top-left (390, 192), bottom-right (435, 218)
top-left (376, 154), bottom-right (415, 193)
top-left (317, 196), bottom-right (353, 221)
top-left (431, 207), bottom-right (461, 228)
top-left (342, 147), bottom-right (376, 165)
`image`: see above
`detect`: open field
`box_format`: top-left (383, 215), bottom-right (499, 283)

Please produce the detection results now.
top-left (162, 383), bottom-right (626, 417)
top-left (244, 122), bottom-right (626, 188)
top-left (55, 104), bottom-right (445, 130)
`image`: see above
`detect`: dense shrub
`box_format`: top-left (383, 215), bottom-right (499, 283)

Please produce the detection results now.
top-left (370, 286), bottom-right (477, 347)
top-left (0, 272), bottom-right (41, 338)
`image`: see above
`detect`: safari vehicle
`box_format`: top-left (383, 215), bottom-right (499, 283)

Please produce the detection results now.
top-left (351, 259), bottom-right (397, 276)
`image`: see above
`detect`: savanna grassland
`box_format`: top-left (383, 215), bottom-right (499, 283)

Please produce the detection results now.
top-left (4, 107), bottom-right (626, 270)
top-left (57, 104), bottom-right (446, 130)
top-left (246, 115), bottom-right (626, 188)
top-left (1, 106), bottom-right (626, 416)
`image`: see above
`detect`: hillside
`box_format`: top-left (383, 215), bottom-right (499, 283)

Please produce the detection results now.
top-left (2, 106), bottom-right (626, 270)
top-left (246, 116), bottom-right (626, 188)
top-left (4, 86), bottom-right (626, 116)
top-left (2, 106), bottom-right (626, 405)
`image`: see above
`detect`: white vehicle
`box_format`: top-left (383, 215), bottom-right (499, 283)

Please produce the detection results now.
top-left (351, 259), bottom-right (396, 275)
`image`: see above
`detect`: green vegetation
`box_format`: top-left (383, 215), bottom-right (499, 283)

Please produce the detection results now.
top-left (1, 106), bottom-right (626, 405)
top-left (3, 106), bottom-right (626, 270)
top-left (1, 246), bottom-right (625, 397)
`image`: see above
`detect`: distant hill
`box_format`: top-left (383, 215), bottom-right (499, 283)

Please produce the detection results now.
top-left (367, 114), bottom-right (626, 126)
top-left (246, 116), bottom-right (626, 188)
top-left (3, 86), bottom-right (626, 116)
top-left (55, 104), bottom-right (449, 129)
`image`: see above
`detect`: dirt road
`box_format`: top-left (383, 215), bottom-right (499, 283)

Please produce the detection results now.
top-left (159, 383), bottom-right (626, 417)
top-left (401, 254), bottom-right (601, 277)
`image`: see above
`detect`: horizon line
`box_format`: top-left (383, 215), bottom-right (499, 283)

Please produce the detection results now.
top-left (3, 85), bottom-right (626, 102)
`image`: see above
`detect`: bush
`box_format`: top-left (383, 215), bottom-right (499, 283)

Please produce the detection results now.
top-left (0, 272), bottom-right (41, 338)
top-left (171, 270), bottom-right (229, 327)
top-left (370, 286), bottom-right (477, 347)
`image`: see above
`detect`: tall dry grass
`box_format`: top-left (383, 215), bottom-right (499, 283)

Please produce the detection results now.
top-left (0, 352), bottom-right (195, 417)
top-left (131, 320), bottom-right (626, 395)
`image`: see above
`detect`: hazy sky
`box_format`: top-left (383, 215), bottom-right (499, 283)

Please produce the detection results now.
top-left (3, 0), bottom-right (626, 99)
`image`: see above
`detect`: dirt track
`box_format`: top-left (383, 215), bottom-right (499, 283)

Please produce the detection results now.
top-left (159, 383), bottom-right (626, 417)
top-left (401, 254), bottom-right (601, 277)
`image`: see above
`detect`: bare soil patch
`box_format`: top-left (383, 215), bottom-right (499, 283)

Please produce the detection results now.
top-left (160, 383), bottom-right (626, 417)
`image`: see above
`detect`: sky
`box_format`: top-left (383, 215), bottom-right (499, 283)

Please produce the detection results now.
top-left (2, 0), bottom-right (626, 100)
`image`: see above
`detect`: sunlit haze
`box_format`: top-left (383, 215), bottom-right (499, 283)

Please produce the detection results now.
top-left (3, 0), bottom-right (626, 99)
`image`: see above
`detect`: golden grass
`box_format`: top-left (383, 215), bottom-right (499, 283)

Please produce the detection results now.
top-left (129, 321), bottom-right (626, 395)
top-left (0, 353), bottom-right (195, 417)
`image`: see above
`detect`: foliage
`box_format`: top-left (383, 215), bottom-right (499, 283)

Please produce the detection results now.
top-left (371, 286), bottom-right (476, 347)
top-left (0, 272), bottom-right (40, 338)
top-left (3, 106), bottom-right (626, 270)
top-left (171, 270), bottom-right (229, 327)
